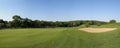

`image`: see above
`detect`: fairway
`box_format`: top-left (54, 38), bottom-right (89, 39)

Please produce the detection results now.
top-left (0, 26), bottom-right (120, 48)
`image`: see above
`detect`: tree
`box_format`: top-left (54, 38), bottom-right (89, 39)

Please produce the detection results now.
top-left (109, 20), bottom-right (116, 23)
top-left (0, 15), bottom-right (109, 29)
top-left (85, 23), bottom-right (90, 27)
top-left (21, 18), bottom-right (32, 28)
top-left (11, 15), bottom-right (22, 28)
top-left (0, 19), bottom-right (6, 29)
top-left (12, 15), bottom-right (22, 20)
top-left (0, 23), bottom-right (4, 29)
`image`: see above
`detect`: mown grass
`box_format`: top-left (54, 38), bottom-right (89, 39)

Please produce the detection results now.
top-left (0, 24), bottom-right (120, 48)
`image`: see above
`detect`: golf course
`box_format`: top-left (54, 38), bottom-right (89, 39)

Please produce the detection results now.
top-left (0, 24), bottom-right (120, 48)
top-left (0, 0), bottom-right (120, 48)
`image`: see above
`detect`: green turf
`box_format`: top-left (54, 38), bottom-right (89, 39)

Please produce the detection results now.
top-left (0, 24), bottom-right (120, 48)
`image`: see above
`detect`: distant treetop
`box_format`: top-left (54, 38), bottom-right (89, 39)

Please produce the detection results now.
top-left (109, 20), bottom-right (116, 23)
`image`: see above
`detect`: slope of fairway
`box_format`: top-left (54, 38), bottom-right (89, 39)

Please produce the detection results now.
top-left (0, 26), bottom-right (120, 48)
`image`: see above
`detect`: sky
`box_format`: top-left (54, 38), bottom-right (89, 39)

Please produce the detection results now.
top-left (0, 0), bottom-right (120, 22)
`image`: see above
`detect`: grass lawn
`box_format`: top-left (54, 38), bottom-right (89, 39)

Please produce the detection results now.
top-left (0, 24), bottom-right (120, 48)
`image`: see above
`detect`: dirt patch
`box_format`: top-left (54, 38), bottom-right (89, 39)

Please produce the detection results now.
top-left (79, 28), bottom-right (117, 33)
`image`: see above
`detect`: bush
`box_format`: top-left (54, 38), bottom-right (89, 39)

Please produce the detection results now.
top-left (109, 20), bottom-right (116, 23)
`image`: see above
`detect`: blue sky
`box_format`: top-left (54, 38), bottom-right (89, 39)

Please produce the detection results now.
top-left (0, 0), bottom-right (120, 22)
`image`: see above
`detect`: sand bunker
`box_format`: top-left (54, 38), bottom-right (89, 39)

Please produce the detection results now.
top-left (79, 28), bottom-right (117, 33)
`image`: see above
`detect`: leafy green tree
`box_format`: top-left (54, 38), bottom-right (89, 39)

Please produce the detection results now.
top-left (11, 15), bottom-right (22, 28)
top-left (21, 18), bottom-right (32, 28)
top-left (0, 15), bottom-right (109, 29)
top-left (0, 19), bottom-right (8, 29)
top-left (85, 23), bottom-right (90, 27)
top-left (109, 20), bottom-right (116, 23)
top-left (0, 23), bottom-right (4, 29)
top-left (12, 15), bottom-right (22, 20)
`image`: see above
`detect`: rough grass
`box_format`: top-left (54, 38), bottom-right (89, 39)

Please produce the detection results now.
top-left (0, 24), bottom-right (120, 48)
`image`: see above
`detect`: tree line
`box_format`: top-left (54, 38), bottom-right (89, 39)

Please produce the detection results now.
top-left (0, 15), bottom-right (116, 29)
